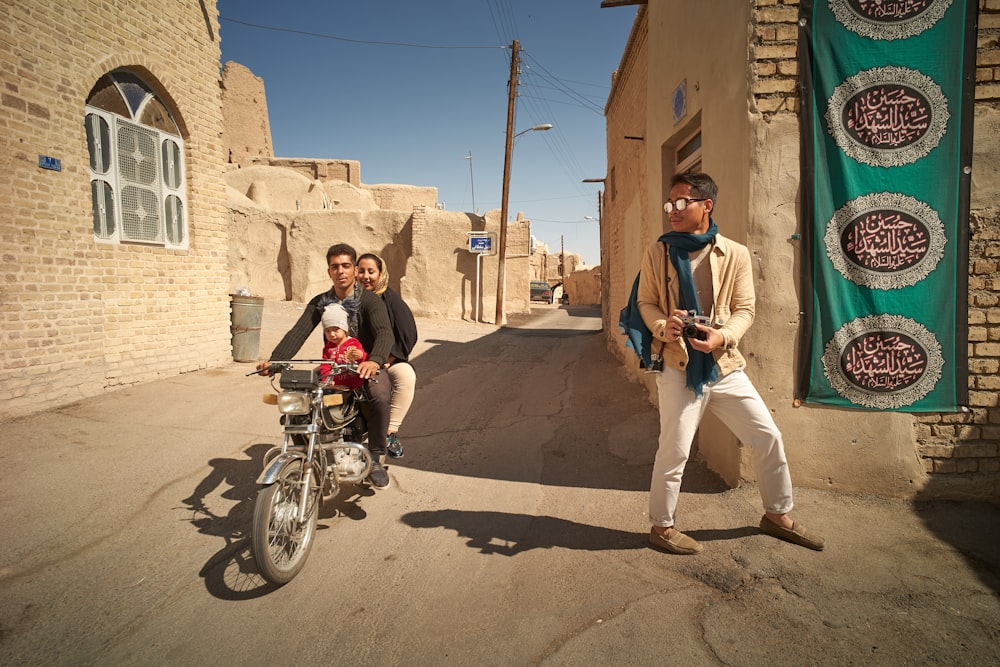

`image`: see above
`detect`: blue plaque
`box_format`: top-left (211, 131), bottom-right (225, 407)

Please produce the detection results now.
top-left (38, 155), bottom-right (62, 171)
top-left (672, 80), bottom-right (686, 124)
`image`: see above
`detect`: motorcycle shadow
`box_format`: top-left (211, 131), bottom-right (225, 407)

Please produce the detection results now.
top-left (318, 483), bottom-right (375, 522)
top-left (186, 444), bottom-right (376, 599)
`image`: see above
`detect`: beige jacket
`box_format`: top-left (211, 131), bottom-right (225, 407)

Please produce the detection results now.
top-left (636, 234), bottom-right (755, 377)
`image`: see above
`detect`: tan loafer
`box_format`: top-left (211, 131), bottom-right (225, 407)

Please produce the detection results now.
top-left (648, 527), bottom-right (703, 555)
top-left (759, 516), bottom-right (825, 551)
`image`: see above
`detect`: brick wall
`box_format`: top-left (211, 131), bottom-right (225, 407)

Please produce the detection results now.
top-left (604, 7), bottom-right (650, 382)
top-left (751, 0), bottom-right (1000, 490)
top-left (0, 1), bottom-right (232, 421)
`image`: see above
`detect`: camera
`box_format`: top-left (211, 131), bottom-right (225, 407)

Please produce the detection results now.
top-left (681, 311), bottom-right (712, 341)
top-left (645, 353), bottom-right (664, 373)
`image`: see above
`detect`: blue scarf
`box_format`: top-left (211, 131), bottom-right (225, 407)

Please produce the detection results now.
top-left (658, 221), bottom-right (719, 396)
top-left (318, 283), bottom-right (362, 337)
top-left (618, 272), bottom-right (654, 369)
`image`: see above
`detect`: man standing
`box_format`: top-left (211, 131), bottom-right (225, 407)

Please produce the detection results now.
top-left (257, 243), bottom-right (395, 489)
top-left (637, 172), bottom-right (823, 554)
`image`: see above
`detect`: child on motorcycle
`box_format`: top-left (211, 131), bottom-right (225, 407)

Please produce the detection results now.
top-left (318, 303), bottom-right (367, 389)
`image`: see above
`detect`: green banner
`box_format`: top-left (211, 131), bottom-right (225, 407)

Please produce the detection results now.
top-left (797, 0), bottom-right (975, 412)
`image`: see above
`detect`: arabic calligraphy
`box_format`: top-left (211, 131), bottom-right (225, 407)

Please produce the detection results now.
top-left (841, 331), bottom-right (927, 392)
top-left (823, 315), bottom-right (943, 409)
top-left (825, 192), bottom-right (946, 290)
top-left (825, 66), bottom-right (949, 167)
top-left (846, 0), bottom-right (934, 22)
top-left (830, 0), bottom-right (952, 40)
top-left (841, 210), bottom-right (929, 272)
top-left (843, 85), bottom-right (930, 149)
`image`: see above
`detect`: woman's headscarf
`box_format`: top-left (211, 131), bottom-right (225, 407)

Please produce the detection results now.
top-left (359, 253), bottom-right (389, 296)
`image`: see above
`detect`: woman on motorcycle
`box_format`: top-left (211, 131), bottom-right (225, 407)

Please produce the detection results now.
top-left (357, 253), bottom-right (418, 459)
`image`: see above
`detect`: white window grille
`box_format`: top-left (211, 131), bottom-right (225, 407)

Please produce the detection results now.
top-left (84, 70), bottom-right (187, 249)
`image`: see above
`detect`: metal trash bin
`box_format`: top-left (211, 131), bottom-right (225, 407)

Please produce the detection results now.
top-left (230, 294), bottom-right (264, 362)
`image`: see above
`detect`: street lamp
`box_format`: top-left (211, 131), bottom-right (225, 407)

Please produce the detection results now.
top-left (514, 123), bottom-right (552, 140)
top-left (495, 122), bottom-right (552, 325)
top-left (464, 151), bottom-right (476, 214)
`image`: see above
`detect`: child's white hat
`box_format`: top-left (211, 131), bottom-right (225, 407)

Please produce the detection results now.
top-left (321, 303), bottom-right (349, 332)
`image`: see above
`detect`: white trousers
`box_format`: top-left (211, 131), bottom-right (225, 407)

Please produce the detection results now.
top-left (649, 367), bottom-right (794, 527)
top-left (386, 362), bottom-right (416, 433)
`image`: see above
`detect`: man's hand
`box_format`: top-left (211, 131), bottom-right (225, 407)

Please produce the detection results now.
top-left (687, 325), bottom-right (723, 353)
top-left (255, 361), bottom-right (273, 376)
top-left (657, 309), bottom-right (689, 341)
top-left (357, 360), bottom-right (381, 380)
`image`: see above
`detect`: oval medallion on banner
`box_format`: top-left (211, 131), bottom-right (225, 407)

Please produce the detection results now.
top-left (825, 66), bottom-right (949, 167)
top-left (822, 315), bottom-right (943, 409)
top-left (829, 0), bottom-right (953, 40)
top-left (824, 192), bottom-right (946, 289)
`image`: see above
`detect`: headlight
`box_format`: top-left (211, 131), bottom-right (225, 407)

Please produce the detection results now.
top-left (277, 392), bottom-right (312, 415)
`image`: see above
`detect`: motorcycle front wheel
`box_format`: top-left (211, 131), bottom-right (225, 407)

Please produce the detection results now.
top-left (251, 460), bottom-right (318, 585)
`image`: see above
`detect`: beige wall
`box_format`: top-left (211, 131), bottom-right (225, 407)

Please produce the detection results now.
top-left (0, 0), bottom-right (231, 422)
top-left (602, 1), bottom-right (1000, 500)
top-left (605, 6), bottom-right (650, 367)
top-left (563, 268), bottom-right (602, 306)
top-left (226, 162), bottom-right (533, 325)
top-left (221, 61), bottom-right (274, 164)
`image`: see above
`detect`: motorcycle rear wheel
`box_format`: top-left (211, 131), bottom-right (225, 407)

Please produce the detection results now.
top-left (251, 460), bottom-right (318, 585)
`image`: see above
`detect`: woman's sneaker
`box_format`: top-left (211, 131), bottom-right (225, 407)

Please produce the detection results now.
top-left (386, 433), bottom-right (404, 459)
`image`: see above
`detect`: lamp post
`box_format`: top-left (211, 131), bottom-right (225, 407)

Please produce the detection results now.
top-left (464, 151), bottom-right (476, 214)
top-left (495, 121), bottom-right (551, 325)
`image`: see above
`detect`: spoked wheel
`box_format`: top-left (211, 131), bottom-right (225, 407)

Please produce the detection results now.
top-left (251, 460), bottom-right (319, 585)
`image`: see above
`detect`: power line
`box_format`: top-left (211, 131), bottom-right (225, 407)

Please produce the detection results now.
top-left (219, 17), bottom-right (503, 50)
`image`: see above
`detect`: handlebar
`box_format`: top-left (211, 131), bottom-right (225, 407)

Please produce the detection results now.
top-left (246, 360), bottom-right (379, 380)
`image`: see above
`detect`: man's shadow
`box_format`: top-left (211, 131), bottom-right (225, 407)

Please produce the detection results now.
top-left (181, 443), bottom-right (375, 599)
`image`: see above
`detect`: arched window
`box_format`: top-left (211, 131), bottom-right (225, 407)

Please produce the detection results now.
top-left (84, 70), bottom-right (187, 248)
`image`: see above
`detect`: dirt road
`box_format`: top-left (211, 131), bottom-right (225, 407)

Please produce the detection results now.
top-left (1, 303), bottom-right (997, 665)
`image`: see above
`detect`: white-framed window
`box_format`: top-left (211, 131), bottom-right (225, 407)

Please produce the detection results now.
top-left (675, 127), bottom-right (702, 175)
top-left (85, 70), bottom-right (187, 249)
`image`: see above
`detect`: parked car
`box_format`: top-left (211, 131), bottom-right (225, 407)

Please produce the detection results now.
top-left (530, 280), bottom-right (554, 304)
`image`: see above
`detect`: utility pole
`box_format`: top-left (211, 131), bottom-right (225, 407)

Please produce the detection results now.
top-left (560, 235), bottom-right (565, 280)
top-left (495, 39), bottom-right (519, 326)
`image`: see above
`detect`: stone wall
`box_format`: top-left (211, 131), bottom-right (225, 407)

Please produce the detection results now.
top-left (0, 0), bottom-right (231, 422)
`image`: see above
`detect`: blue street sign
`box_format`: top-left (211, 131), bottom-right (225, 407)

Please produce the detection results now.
top-left (469, 235), bottom-right (492, 253)
top-left (38, 155), bottom-right (62, 171)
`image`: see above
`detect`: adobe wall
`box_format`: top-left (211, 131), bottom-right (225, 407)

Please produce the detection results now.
top-left (226, 163), bottom-right (533, 325)
top-left (562, 267), bottom-right (602, 306)
top-left (605, 7), bottom-right (650, 379)
top-left (748, 0), bottom-right (1000, 500)
top-left (221, 61), bottom-right (274, 164)
top-left (0, 0), bottom-right (231, 422)
top-left (530, 244), bottom-right (584, 283)
top-left (602, 1), bottom-right (1000, 500)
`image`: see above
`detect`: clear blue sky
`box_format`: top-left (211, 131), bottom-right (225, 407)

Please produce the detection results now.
top-left (217, 1), bottom-right (637, 265)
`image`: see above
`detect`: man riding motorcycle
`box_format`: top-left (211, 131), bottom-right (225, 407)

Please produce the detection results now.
top-left (257, 243), bottom-right (394, 489)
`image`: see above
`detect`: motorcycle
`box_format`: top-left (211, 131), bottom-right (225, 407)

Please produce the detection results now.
top-left (247, 360), bottom-right (376, 584)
